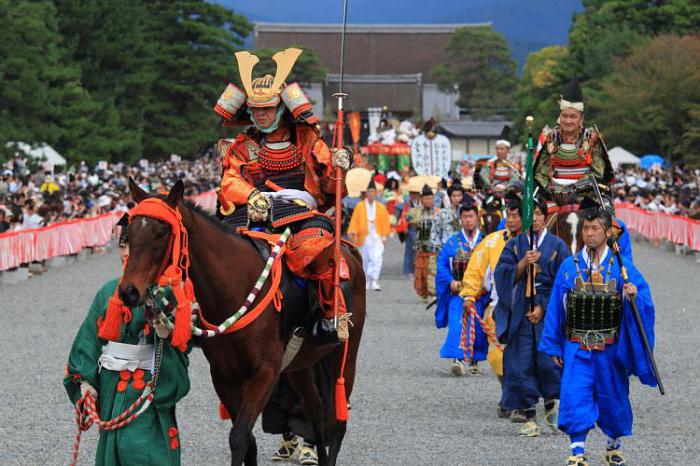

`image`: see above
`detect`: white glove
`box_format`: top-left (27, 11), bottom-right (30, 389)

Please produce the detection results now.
top-left (80, 380), bottom-right (98, 400)
top-left (331, 147), bottom-right (352, 170)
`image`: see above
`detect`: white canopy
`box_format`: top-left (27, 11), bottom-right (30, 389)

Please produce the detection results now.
top-left (608, 146), bottom-right (640, 169)
top-left (7, 142), bottom-right (67, 168)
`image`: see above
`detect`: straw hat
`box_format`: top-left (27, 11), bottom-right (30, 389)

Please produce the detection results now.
top-left (409, 175), bottom-right (441, 191)
top-left (345, 167), bottom-right (373, 197)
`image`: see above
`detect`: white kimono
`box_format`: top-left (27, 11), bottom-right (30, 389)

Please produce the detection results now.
top-left (360, 199), bottom-right (385, 282)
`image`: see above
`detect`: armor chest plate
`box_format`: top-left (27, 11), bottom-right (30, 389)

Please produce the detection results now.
top-left (258, 141), bottom-right (303, 172)
top-left (418, 216), bottom-right (433, 242)
top-left (452, 248), bottom-right (472, 280)
top-left (565, 277), bottom-right (622, 350)
top-left (493, 163), bottom-right (511, 181)
top-left (244, 141), bottom-right (307, 192)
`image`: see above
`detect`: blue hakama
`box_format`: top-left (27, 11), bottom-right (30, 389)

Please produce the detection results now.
top-left (494, 229), bottom-right (571, 410)
top-left (539, 247), bottom-right (657, 438)
top-left (435, 230), bottom-right (485, 361)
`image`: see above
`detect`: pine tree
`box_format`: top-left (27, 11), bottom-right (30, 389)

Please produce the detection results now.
top-left (142, 1), bottom-right (251, 159)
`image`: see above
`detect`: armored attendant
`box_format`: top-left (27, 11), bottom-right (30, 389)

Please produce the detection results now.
top-left (432, 181), bottom-right (465, 246)
top-left (347, 179), bottom-right (392, 291)
top-left (213, 48), bottom-right (351, 332)
top-left (397, 181), bottom-right (422, 275)
top-left (460, 194), bottom-right (522, 416)
top-left (64, 215), bottom-right (191, 466)
top-left (479, 140), bottom-right (520, 191)
top-left (435, 198), bottom-right (484, 376)
top-left (540, 208), bottom-right (657, 466)
top-left (533, 78), bottom-right (613, 205)
top-left (494, 197), bottom-right (570, 437)
top-left (409, 184), bottom-right (441, 301)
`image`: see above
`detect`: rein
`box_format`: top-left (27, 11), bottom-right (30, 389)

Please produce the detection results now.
top-left (70, 337), bottom-right (165, 466)
top-left (148, 229), bottom-right (291, 337)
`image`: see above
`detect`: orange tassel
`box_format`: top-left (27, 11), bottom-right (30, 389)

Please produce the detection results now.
top-left (219, 401), bottom-right (231, 420)
top-left (170, 282), bottom-right (192, 352)
top-left (335, 377), bottom-right (348, 421)
top-left (98, 293), bottom-right (126, 341)
top-left (183, 278), bottom-right (195, 302)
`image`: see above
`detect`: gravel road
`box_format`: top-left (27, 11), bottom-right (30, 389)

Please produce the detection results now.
top-left (1, 237), bottom-right (697, 466)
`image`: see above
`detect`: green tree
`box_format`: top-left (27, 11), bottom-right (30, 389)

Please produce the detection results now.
top-left (512, 46), bottom-right (568, 143)
top-left (56, 0), bottom-right (158, 162)
top-left (433, 26), bottom-right (517, 118)
top-left (590, 35), bottom-right (700, 166)
top-left (141, 1), bottom-right (252, 159)
top-left (0, 0), bottom-right (115, 165)
top-left (565, 0), bottom-right (700, 80)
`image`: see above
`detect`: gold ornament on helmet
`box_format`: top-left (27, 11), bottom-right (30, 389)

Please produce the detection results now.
top-left (235, 47), bottom-right (303, 108)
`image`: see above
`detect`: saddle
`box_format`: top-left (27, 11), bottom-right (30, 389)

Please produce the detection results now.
top-left (222, 198), bottom-right (317, 231)
top-left (241, 229), bottom-right (354, 346)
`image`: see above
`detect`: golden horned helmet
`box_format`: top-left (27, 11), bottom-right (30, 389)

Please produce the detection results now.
top-left (235, 47), bottom-right (303, 108)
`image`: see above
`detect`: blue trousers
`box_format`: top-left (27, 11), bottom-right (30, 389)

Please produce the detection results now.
top-left (439, 294), bottom-right (488, 361)
top-left (558, 342), bottom-right (633, 438)
top-left (502, 322), bottom-right (561, 410)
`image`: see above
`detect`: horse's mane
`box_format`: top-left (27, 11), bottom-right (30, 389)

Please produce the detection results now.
top-left (181, 199), bottom-right (240, 238)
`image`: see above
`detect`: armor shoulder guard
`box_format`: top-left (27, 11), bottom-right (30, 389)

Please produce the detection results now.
top-left (217, 138), bottom-right (237, 168)
top-left (229, 133), bottom-right (260, 163)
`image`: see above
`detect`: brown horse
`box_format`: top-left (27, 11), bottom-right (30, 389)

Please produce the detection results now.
top-left (481, 194), bottom-right (504, 235)
top-left (546, 209), bottom-right (585, 255)
top-left (120, 179), bottom-right (366, 466)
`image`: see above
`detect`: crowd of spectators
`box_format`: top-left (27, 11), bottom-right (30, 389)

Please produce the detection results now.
top-left (613, 165), bottom-right (700, 219)
top-left (0, 153), bottom-right (220, 234)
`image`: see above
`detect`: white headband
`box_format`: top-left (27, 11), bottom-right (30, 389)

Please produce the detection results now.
top-left (495, 139), bottom-right (511, 148)
top-left (559, 97), bottom-right (584, 112)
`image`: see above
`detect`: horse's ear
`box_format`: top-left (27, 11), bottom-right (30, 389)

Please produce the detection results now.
top-left (129, 177), bottom-right (148, 203)
top-left (166, 180), bottom-right (184, 207)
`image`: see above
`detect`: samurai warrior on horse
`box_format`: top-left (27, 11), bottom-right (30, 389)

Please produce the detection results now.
top-left (66, 46), bottom-right (365, 466)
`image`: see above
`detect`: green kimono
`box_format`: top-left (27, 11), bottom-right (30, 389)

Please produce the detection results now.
top-left (64, 278), bottom-right (191, 466)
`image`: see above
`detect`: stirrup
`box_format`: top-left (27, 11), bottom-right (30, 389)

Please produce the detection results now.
top-left (566, 454), bottom-right (589, 466)
top-left (312, 318), bottom-right (339, 347)
top-left (603, 449), bottom-right (627, 466)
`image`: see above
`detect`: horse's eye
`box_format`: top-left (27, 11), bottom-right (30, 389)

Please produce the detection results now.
top-left (154, 227), bottom-right (169, 239)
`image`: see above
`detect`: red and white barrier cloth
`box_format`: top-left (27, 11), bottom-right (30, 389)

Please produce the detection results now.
top-left (0, 191), bottom-right (217, 272)
top-left (615, 202), bottom-right (700, 251)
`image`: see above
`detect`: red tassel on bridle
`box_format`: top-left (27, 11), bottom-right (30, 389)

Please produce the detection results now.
top-left (99, 197), bottom-right (194, 351)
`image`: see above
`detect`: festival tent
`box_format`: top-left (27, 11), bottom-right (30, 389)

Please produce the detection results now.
top-left (640, 154), bottom-right (667, 171)
top-left (7, 142), bottom-right (67, 171)
top-left (608, 146), bottom-right (640, 169)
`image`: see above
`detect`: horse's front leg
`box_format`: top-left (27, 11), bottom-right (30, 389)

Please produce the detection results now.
top-left (226, 366), bottom-right (278, 466)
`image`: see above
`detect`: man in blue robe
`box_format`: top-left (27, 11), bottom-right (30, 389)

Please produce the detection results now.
top-left (580, 196), bottom-right (633, 262)
top-left (494, 197), bottom-right (571, 436)
top-left (539, 207), bottom-right (657, 466)
top-left (435, 198), bottom-right (485, 376)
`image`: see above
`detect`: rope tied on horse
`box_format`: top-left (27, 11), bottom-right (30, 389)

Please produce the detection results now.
top-left (147, 229), bottom-right (292, 337)
top-left (70, 338), bottom-right (165, 466)
top-left (460, 300), bottom-right (503, 363)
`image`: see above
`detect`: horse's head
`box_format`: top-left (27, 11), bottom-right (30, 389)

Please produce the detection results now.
top-left (119, 178), bottom-right (184, 307)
